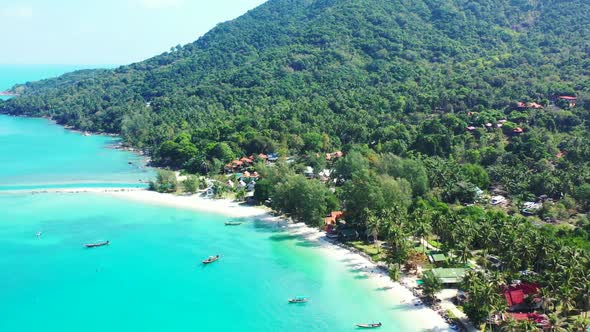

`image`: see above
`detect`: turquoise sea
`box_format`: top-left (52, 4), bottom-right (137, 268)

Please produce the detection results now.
top-left (0, 66), bottom-right (435, 331)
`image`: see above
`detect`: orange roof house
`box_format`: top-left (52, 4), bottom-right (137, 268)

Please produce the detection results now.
top-left (326, 151), bottom-right (344, 161)
top-left (516, 102), bottom-right (544, 109)
top-left (324, 211), bottom-right (344, 226)
top-left (528, 102), bottom-right (544, 109)
top-left (557, 96), bottom-right (577, 101)
top-left (513, 127), bottom-right (524, 134)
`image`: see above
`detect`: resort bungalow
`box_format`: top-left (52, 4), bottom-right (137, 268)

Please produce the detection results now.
top-left (430, 268), bottom-right (470, 286)
top-left (503, 282), bottom-right (542, 312)
top-left (512, 127), bottom-right (524, 135)
top-left (555, 95), bottom-right (577, 108)
top-left (324, 211), bottom-right (344, 233)
top-left (428, 253), bottom-right (448, 266)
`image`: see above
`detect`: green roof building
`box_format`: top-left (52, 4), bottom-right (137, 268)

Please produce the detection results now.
top-left (431, 268), bottom-right (469, 284)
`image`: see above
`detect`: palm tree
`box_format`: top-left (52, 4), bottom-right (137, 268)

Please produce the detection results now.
top-left (558, 285), bottom-right (576, 317)
top-left (574, 269), bottom-right (590, 319)
top-left (500, 317), bottom-right (520, 332)
top-left (546, 313), bottom-right (568, 332)
top-left (410, 207), bottom-right (432, 252)
top-left (365, 208), bottom-right (380, 247)
top-left (420, 271), bottom-right (442, 300)
top-left (539, 287), bottom-right (554, 315)
top-left (388, 265), bottom-right (401, 282)
top-left (568, 316), bottom-right (590, 331)
top-left (516, 320), bottom-right (541, 331)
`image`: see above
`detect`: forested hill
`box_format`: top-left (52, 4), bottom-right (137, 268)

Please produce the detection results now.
top-left (2, 0), bottom-right (590, 160)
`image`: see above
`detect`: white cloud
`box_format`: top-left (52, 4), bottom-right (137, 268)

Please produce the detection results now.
top-left (0, 6), bottom-right (33, 18)
top-left (135, 0), bottom-right (184, 9)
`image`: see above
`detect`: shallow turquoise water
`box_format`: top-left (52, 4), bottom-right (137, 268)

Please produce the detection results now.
top-left (0, 193), bottom-right (420, 331)
top-left (0, 115), bottom-right (151, 186)
top-left (0, 66), bottom-right (433, 331)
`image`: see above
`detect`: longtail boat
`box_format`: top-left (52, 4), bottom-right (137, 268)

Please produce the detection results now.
top-left (85, 240), bottom-right (109, 248)
top-left (356, 323), bottom-right (382, 329)
top-left (202, 255), bottom-right (220, 264)
top-left (288, 296), bottom-right (308, 303)
top-left (224, 222), bottom-right (242, 226)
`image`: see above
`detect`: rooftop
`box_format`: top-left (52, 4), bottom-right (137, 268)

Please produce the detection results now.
top-left (431, 268), bottom-right (469, 284)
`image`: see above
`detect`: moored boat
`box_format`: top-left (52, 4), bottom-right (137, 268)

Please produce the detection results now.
top-left (288, 296), bottom-right (308, 303)
top-left (85, 240), bottom-right (109, 248)
top-left (224, 222), bottom-right (242, 226)
top-left (356, 322), bottom-right (382, 329)
top-left (202, 255), bottom-right (220, 264)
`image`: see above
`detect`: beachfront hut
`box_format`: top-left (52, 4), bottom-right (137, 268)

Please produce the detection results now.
top-left (430, 268), bottom-right (469, 285)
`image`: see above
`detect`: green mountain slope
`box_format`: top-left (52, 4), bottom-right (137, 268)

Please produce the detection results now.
top-left (1, 0), bottom-right (589, 166)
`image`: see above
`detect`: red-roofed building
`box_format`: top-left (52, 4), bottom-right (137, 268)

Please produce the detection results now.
top-left (513, 127), bottom-right (524, 134)
top-left (556, 96), bottom-right (577, 108)
top-left (504, 289), bottom-right (525, 307)
top-left (505, 312), bottom-right (548, 326)
top-left (503, 282), bottom-right (540, 306)
top-left (324, 211), bottom-right (344, 232)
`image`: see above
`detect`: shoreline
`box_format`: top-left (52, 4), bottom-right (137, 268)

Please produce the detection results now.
top-left (20, 188), bottom-right (452, 331)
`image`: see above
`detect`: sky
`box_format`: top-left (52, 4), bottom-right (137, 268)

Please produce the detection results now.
top-left (0, 0), bottom-right (267, 65)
